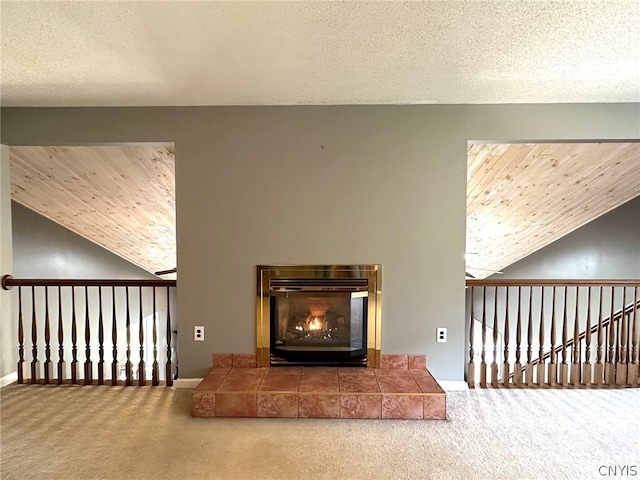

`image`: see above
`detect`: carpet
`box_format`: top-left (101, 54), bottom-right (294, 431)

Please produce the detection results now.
top-left (1, 384), bottom-right (638, 480)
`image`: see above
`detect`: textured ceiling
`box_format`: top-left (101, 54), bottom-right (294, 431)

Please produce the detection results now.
top-left (2, 1), bottom-right (639, 107)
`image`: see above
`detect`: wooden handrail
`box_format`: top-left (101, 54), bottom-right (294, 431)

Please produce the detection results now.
top-left (467, 279), bottom-right (640, 287)
top-left (2, 275), bottom-right (176, 289)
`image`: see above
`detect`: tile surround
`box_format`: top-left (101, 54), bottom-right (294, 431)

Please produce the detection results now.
top-left (212, 353), bottom-right (233, 368)
top-left (218, 374), bottom-right (262, 392)
top-left (257, 393), bottom-right (299, 418)
top-left (299, 394), bottom-right (340, 418)
top-left (258, 374), bottom-right (300, 392)
top-left (193, 354), bottom-right (446, 420)
top-left (376, 375), bottom-right (422, 393)
top-left (192, 392), bottom-right (215, 417)
top-left (423, 395), bottom-right (447, 420)
top-left (232, 353), bottom-right (257, 368)
top-left (338, 367), bottom-right (375, 376)
top-left (340, 394), bottom-right (382, 419)
top-left (381, 395), bottom-right (424, 419)
top-left (338, 375), bottom-right (380, 393)
top-left (380, 354), bottom-right (409, 370)
top-left (408, 354), bottom-right (427, 370)
top-left (215, 392), bottom-right (257, 417)
top-left (299, 375), bottom-right (339, 393)
top-left (196, 374), bottom-right (226, 391)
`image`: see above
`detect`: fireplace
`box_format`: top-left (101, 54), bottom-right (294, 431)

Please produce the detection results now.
top-left (256, 265), bottom-right (381, 367)
top-left (270, 278), bottom-right (368, 365)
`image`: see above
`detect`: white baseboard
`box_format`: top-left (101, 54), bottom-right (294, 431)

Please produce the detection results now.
top-left (174, 378), bottom-right (203, 389)
top-left (0, 371), bottom-right (18, 388)
top-left (438, 380), bottom-right (469, 391)
top-left (1, 373), bottom-right (205, 389)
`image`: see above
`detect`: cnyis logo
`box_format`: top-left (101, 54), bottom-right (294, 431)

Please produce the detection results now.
top-left (599, 465), bottom-right (639, 477)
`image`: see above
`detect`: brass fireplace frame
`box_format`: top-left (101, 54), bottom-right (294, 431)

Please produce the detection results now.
top-left (256, 265), bottom-right (382, 368)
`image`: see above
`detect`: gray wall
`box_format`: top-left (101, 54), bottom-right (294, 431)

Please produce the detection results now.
top-left (1, 104), bottom-right (638, 381)
top-left (497, 195), bottom-right (640, 280)
top-left (12, 202), bottom-right (159, 280)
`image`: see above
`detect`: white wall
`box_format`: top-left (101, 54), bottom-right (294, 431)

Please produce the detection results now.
top-left (0, 145), bottom-right (16, 379)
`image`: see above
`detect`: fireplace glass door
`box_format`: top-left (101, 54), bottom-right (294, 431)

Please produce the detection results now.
top-left (270, 279), bottom-right (368, 365)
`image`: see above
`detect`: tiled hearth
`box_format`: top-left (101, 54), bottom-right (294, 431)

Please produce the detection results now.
top-left (192, 354), bottom-right (446, 420)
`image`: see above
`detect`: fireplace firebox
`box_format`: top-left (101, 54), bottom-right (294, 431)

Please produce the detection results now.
top-left (256, 265), bottom-right (382, 367)
top-left (271, 278), bottom-right (368, 365)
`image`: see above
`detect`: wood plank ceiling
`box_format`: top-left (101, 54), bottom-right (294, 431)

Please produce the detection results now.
top-left (9, 145), bottom-right (176, 278)
top-left (8, 142), bottom-right (639, 280)
top-left (467, 142), bottom-right (640, 278)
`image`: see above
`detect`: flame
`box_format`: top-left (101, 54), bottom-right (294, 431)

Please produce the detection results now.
top-left (308, 316), bottom-right (322, 331)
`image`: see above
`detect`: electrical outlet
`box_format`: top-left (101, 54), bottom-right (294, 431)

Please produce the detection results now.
top-left (194, 326), bottom-right (205, 342)
top-left (436, 327), bottom-right (447, 343)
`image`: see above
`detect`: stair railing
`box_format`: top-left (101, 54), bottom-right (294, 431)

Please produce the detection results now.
top-left (466, 279), bottom-right (639, 388)
top-left (2, 275), bottom-right (177, 386)
top-left (521, 299), bottom-right (639, 383)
